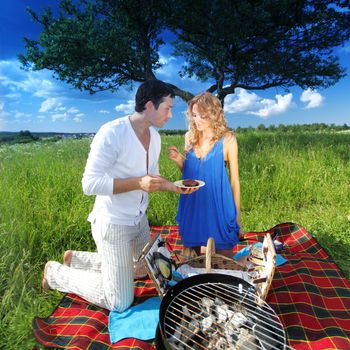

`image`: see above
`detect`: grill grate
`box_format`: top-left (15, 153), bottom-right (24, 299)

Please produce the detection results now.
top-left (163, 282), bottom-right (292, 350)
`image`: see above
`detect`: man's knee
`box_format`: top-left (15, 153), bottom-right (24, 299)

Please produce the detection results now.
top-left (104, 288), bottom-right (134, 312)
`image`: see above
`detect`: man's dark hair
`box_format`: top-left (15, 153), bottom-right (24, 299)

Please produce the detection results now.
top-left (135, 80), bottom-right (175, 112)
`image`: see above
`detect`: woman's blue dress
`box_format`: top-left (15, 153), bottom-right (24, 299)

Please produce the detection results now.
top-left (176, 138), bottom-right (240, 250)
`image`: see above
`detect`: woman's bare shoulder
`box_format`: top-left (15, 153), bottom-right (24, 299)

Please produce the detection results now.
top-left (184, 131), bottom-right (191, 150)
top-left (223, 131), bottom-right (237, 145)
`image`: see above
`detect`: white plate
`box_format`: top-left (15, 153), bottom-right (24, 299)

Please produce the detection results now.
top-left (174, 179), bottom-right (205, 189)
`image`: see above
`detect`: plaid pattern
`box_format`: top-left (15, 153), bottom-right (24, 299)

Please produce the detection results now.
top-left (33, 223), bottom-right (350, 349)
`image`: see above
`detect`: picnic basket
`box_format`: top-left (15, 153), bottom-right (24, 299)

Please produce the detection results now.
top-left (140, 234), bottom-right (276, 302)
top-left (179, 237), bottom-right (246, 273)
top-left (247, 233), bottom-right (276, 302)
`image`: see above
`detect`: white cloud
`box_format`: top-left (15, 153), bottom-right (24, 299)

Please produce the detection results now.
top-left (3, 60), bottom-right (91, 103)
top-left (224, 88), bottom-right (293, 119)
top-left (67, 107), bottom-right (80, 114)
top-left (24, 77), bottom-right (56, 98)
top-left (300, 88), bottom-right (324, 109)
top-left (73, 116), bottom-right (82, 123)
top-left (14, 111), bottom-right (31, 119)
top-left (0, 59), bottom-right (133, 102)
top-left (39, 99), bottom-right (84, 117)
top-left (159, 54), bottom-right (176, 65)
top-left (99, 109), bottom-right (110, 114)
top-left (14, 112), bottom-right (25, 119)
top-left (0, 101), bottom-right (10, 119)
top-left (249, 93), bottom-right (293, 118)
top-left (224, 89), bottom-right (260, 113)
top-left (0, 61), bottom-right (59, 98)
top-left (52, 113), bottom-right (69, 122)
top-left (5, 93), bottom-right (21, 99)
top-left (156, 54), bottom-right (181, 79)
top-left (51, 110), bottom-right (84, 123)
top-left (115, 100), bottom-right (135, 114)
top-left (39, 98), bottom-right (62, 113)
top-left (0, 102), bottom-right (6, 118)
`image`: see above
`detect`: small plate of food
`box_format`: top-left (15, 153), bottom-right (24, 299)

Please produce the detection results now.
top-left (174, 179), bottom-right (205, 189)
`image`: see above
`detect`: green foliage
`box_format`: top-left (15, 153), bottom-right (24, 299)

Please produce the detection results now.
top-left (159, 129), bottom-right (187, 136)
top-left (0, 130), bottom-right (39, 145)
top-left (0, 139), bottom-right (93, 349)
top-left (19, 0), bottom-right (350, 103)
top-left (20, 0), bottom-right (167, 93)
top-left (0, 131), bottom-right (349, 348)
top-left (170, 0), bottom-right (350, 101)
top-left (235, 123), bottom-right (350, 133)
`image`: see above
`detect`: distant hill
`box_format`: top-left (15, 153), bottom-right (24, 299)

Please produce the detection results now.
top-left (0, 131), bottom-right (95, 138)
top-left (1, 123), bottom-right (349, 145)
top-left (0, 131), bottom-right (95, 145)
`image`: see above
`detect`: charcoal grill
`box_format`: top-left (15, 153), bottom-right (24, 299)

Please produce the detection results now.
top-left (156, 274), bottom-right (289, 350)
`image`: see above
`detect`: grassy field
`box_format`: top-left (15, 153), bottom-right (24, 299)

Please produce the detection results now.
top-left (0, 130), bottom-right (349, 349)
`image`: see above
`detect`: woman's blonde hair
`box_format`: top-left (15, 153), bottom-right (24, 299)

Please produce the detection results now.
top-left (186, 92), bottom-right (230, 149)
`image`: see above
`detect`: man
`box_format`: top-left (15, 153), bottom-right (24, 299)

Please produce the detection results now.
top-left (42, 80), bottom-right (195, 311)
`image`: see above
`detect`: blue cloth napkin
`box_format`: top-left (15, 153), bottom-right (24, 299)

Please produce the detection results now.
top-left (108, 296), bottom-right (161, 343)
top-left (233, 242), bottom-right (287, 266)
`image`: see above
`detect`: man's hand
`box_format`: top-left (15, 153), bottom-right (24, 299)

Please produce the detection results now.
top-left (139, 175), bottom-right (167, 192)
top-left (140, 174), bottom-right (199, 194)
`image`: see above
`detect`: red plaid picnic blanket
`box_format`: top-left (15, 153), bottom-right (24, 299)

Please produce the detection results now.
top-left (33, 223), bottom-right (350, 349)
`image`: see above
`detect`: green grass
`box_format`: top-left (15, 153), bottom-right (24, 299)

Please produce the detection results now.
top-left (0, 131), bottom-right (349, 349)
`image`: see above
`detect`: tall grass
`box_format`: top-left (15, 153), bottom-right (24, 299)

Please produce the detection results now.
top-left (0, 131), bottom-right (349, 349)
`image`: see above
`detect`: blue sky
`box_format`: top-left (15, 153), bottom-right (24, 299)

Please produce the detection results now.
top-left (1, 1), bottom-right (349, 133)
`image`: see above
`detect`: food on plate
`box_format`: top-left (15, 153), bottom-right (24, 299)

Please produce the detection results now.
top-left (174, 179), bottom-right (205, 189)
top-left (182, 179), bottom-right (199, 187)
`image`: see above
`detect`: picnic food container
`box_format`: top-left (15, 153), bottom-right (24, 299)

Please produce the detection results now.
top-left (273, 239), bottom-right (284, 253)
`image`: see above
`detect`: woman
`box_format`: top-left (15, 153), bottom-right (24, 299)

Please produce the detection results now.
top-left (168, 92), bottom-right (243, 257)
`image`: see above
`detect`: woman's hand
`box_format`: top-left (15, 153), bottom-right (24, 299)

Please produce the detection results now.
top-left (162, 177), bottom-right (199, 194)
top-left (168, 146), bottom-right (184, 163)
top-left (238, 226), bottom-right (245, 239)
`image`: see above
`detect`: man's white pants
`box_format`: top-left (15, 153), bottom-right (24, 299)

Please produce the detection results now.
top-left (46, 215), bottom-right (150, 312)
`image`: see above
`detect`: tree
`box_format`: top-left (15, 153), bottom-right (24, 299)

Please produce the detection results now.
top-left (257, 124), bottom-right (267, 131)
top-left (19, 130), bottom-right (35, 139)
top-left (19, 0), bottom-right (350, 105)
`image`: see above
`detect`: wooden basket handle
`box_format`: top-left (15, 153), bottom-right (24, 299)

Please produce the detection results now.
top-left (205, 237), bottom-right (216, 272)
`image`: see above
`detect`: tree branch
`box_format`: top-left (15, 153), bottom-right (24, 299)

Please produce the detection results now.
top-left (166, 83), bottom-right (194, 102)
top-left (234, 82), bottom-right (286, 90)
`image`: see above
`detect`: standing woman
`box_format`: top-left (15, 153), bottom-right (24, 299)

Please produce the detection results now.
top-left (168, 92), bottom-right (243, 257)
